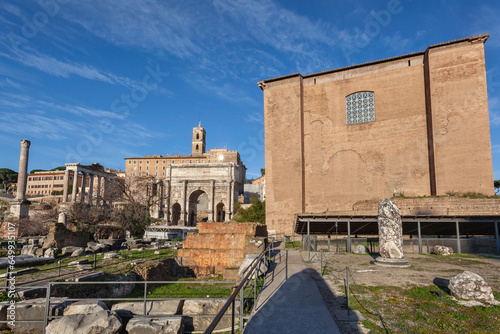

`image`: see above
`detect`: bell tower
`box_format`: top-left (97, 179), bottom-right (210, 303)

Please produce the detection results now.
top-left (192, 122), bottom-right (206, 156)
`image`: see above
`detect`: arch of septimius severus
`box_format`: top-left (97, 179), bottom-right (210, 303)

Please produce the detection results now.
top-left (125, 123), bottom-right (246, 226)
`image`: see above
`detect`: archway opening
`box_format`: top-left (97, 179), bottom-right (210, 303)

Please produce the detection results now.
top-left (171, 203), bottom-right (181, 226)
top-left (216, 202), bottom-right (225, 222)
top-left (188, 190), bottom-right (209, 226)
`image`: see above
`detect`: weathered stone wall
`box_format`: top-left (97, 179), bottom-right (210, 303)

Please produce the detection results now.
top-left (260, 36), bottom-right (495, 236)
top-left (178, 222), bottom-right (267, 275)
top-left (352, 197), bottom-right (500, 216)
top-left (428, 40), bottom-right (493, 195)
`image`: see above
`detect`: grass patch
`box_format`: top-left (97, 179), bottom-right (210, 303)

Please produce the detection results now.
top-left (285, 241), bottom-right (301, 249)
top-left (348, 284), bottom-right (500, 333)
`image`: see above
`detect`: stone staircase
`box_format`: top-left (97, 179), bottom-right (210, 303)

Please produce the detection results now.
top-left (178, 222), bottom-right (267, 277)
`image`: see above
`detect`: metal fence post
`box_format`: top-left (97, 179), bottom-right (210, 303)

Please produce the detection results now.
top-left (143, 282), bottom-right (148, 316)
top-left (345, 269), bottom-right (350, 316)
top-left (58, 260), bottom-right (61, 276)
top-left (320, 249), bottom-right (323, 276)
top-left (93, 253), bottom-right (97, 269)
top-left (231, 299), bottom-right (235, 334)
top-left (5, 267), bottom-right (9, 288)
top-left (307, 220), bottom-right (311, 261)
top-left (239, 285), bottom-right (244, 331)
top-left (43, 283), bottom-right (51, 334)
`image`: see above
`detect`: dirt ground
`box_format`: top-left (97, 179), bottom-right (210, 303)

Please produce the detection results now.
top-left (300, 250), bottom-right (500, 334)
top-left (310, 251), bottom-right (500, 291)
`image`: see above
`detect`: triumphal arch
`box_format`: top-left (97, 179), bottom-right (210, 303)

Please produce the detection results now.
top-left (125, 123), bottom-right (246, 226)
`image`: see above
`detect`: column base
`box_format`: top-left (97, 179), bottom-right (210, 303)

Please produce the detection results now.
top-left (9, 200), bottom-right (30, 219)
top-left (374, 256), bottom-right (410, 268)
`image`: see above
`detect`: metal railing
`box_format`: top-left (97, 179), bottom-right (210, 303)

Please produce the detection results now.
top-left (205, 240), bottom-right (275, 333)
top-left (1, 247), bottom-right (176, 287)
top-left (0, 279), bottom-right (240, 334)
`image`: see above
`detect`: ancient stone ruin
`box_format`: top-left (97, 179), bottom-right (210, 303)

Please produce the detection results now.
top-left (448, 271), bottom-right (495, 302)
top-left (375, 199), bottom-right (410, 267)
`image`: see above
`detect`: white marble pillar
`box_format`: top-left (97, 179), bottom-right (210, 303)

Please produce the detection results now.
top-left (15, 139), bottom-right (30, 201)
top-left (62, 169), bottom-right (70, 202)
top-left (71, 170), bottom-right (78, 202)
top-left (96, 176), bottom-right (102, 206)
top-left (88, 174), bottom-right (94, 205)
top-left (180, 180), bottom-right (187, 225)
top-left (226, 180), bottom-right (232, 221)
top-left (208, 180), bottom-right (215, 221)
top-left (80, 172), bottom-right (87, 203)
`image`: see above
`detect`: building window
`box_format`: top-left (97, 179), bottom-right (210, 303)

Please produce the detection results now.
top-left (155, 172), bottom-right (158, 176)
top-left (128, 161), bottom-right (131, 164)
top-left (163, 160), bottom-right (166, 164)
top-left (202, 160), bottom-right (205, 163)
top-left (163, 172), bottom-right (165, 176)
top-left (346, 91), bottom-right (375, 124)
top-left (147, 160), bottom-right (149, 164)
top-left (156, 160), bottom-right (158, 164)
top-left (146, 167), bottom-right (149, 171)
top-left (182, 160), bottom-right (185, 163)
top-left (172, 160), bottom-right (175, 164)
top-left (139, 172), bottom-right (142, 176)
top-left (140, 161), bottom-right (142, 164)
top-left (134, 160), bottom-right (136, 164)
top-left (190, 160), bottom-right (192, 163)
top-left (156, 166), bottom-right (158, 170)
top-left (133, 172), bottom-right (135, 176)
top-left (139, 167), bottom-right (142, 171)
top-left (196, 160), bottom-right (198, 163)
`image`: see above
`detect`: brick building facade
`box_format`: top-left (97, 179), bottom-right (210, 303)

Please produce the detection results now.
top-left (258, 35), bottom-right (495, 235)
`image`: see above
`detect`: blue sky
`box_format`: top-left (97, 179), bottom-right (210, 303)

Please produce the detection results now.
top-left (1, 0), bottom-right (500, 180)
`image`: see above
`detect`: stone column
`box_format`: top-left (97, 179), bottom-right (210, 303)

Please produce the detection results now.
top-left (88, 174), bottom-right (94, 205)
top-left (71, 170), bottom-right (78, 202)
top-left (165, 180), bottom-right (171, 223)
top-left (80, 172), bottom-right (87, 203)
top-left (375, 199), bottom-right (410, 267)
top-left (226, 180), bottom-right (232, 221)
top-left (96, 176), bottom-right (102, 206)
top-left (10, 139), bottom-right (31, 218)
top-left (15, 139), bottom-right (30, 201)
top-left (208, 180), bottom-right (215, 221)
top-left (62, 168), bottom-right (70, 202)
top-left (180, 180), bottom-right (187, 226)
top-left (230, 180), bottom-right (235, 219)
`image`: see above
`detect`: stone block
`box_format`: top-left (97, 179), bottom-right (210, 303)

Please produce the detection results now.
top-left (448, 271), bottom-right (494, 301)
top-left (64, 300), bottom-right (108, 315)
top-left (111, 300), bottom-right (182, 316)
top-left (126, 316), bottom-right (184, 334)
top-left (45, 310), bottom-right (122, 334)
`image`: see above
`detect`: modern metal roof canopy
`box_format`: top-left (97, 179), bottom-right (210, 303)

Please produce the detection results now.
top-left (295, 214), bottom-right (500, 236)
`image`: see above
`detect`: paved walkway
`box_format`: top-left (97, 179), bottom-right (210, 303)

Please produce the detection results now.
top-left (244, 249), bottom-right (341, 333)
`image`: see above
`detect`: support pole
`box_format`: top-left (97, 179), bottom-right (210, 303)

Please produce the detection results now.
top-left (307, 220), bottom-right (311, 261)
top-left (347, 220), bottom-right (351, 253)
top-left (417, 220), bottom-right (423, 254)
top-left (495, 221), bottom-right (499, 255)
top-left (239, 286), bottom-right (244, 330)
top-left (328, 234), bottom-right (331, 252)
top-left (456, 220), bottom-right (461, 254)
